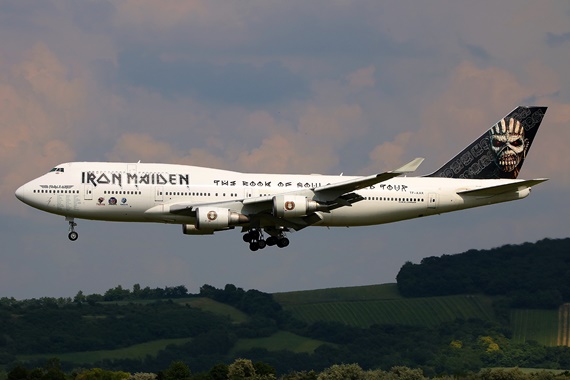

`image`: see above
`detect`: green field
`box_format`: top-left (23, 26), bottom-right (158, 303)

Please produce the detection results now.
top-left (18, 338), bottom-right (192, 364)
top-left (105, 297), bottom-right (249, 323)
top-left (230, 331), bottom-right (327, 355)
top-left (274, 283), bottom-right (402, 306)
top-left (177, 297), bottom-right (250, 323)
top-left (511, 309), bottom-right (559, 346)
top-left (277, 283), bottom-right (495, 328)
top-left (19, 331), bottom-right (325, 364)
top-left (276, 286), bottom-right (570, 347)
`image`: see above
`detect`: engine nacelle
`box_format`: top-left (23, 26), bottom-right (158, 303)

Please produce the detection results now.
top-left (273, 195), bottom-right (322, 218)
top-left (182, 224), bottom-right (215, 235)
top-left (195, 207), bottom-right (249, 230)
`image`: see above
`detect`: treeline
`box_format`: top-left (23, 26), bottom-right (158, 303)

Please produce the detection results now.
top-left (6, 358), bottom-right (570, 380)
top-left (396, 238), bottom-right (570, 308)
top-left (79, 284), bottom-right (191, 303)
top-left (0, 285), bottom-right (192, 309)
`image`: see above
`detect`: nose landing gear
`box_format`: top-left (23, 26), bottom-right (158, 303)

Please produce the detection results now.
top-left (66, 217), bottom-right (78, 241)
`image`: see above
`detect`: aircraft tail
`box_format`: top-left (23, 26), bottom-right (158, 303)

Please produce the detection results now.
top-left (426, 106), bottom-right (547, 179)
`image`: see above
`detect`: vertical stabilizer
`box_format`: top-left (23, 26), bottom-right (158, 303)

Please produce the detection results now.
top-left (426, 106), bottom-right (547, 179)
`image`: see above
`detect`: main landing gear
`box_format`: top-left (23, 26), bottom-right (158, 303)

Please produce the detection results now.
top-left (242, 228), bottom-right (290, 251)
top-left (66, 217), bottom-right (78, 241)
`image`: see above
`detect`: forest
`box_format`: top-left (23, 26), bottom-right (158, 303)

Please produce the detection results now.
top-left (396, 238), bottom-right (570, 308)
top-left (2, 238), bottom-right (570, 379)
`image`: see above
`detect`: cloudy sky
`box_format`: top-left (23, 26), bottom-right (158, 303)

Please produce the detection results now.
top-left (2, 1), bottom-right (570, 300)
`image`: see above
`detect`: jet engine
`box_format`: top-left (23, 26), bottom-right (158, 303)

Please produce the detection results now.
top-left (182, 207), bottom-right (248, 235)
top-left (273, 195), bottom-right (323, 218)
top-left (195, 207), bottom-right (249, 230)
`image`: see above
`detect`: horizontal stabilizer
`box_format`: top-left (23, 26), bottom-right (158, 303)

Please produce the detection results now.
top-left (457, 179), bottom-right (548, 196)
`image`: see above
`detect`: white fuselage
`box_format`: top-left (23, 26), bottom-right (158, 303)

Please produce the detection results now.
top-left (15, 162), bottom-right (530, 228)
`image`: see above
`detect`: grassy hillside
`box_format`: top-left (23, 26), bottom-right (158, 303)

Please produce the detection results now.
top-left (511, 309), bottom-right (559, 346)
top-left (276, 284), bottom-right (495, 328)
top-left (230, 331), bottom-right (327, 355)
top-left (105, 297), bottom-right (250, 323)
top-left (275, 285), bottom-right (570, 347)
top-left (177, 297), bottom-right (250, 323)
top-left (274, 283), bottom-right (402, 305)
top-left (18, 338), bottom-right (193, 364)
top-left (510, 304), bottom-right (570, 347)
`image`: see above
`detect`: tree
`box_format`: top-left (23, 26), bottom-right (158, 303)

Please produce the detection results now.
top-left (7, 366), bottom-right (29, 380)
top-left (479, 368), bottom-right (531, 380)
top-left (227, 359), bottom-right (256, 380)
top-left (207, 364), bottom-right (228, 380)
top-left (74, 291), bottom-right (86, 304)
top-left (385, 367), bottom-right (427, 380)
top-left (103, 286), bottom-right (131, 301)
top-left (128, 374), bottom-right (156, 380)
top-left (317, 364), bottom-right (364, 380)
top-left (75, 368), bottom-right (130, 380)
top-left (162, 362), bottom-right (191, 380)
top-left (42, 359), bottom-right (66, 380)
top-left (253, 362), bottom-right (275, 378)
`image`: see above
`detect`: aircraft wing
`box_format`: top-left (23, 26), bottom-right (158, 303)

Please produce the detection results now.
top-left (313, 157), bottom-right (424, 202)
top-left (162, 158), bottom-right (424, 230)
top-left (457, 178), bottom-right (548, 197)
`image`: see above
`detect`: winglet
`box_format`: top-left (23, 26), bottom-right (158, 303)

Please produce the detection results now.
top-left (394, 157), bottom-right (424, 174)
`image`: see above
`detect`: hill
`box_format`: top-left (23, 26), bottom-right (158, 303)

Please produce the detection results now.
top-left (273, 238), bottom-right (570, 347)
top-left (396, 237), bottom-right (570, 308)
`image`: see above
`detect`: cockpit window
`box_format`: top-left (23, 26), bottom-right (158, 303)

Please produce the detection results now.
top-left (49, 167), bottom-right (64, 173)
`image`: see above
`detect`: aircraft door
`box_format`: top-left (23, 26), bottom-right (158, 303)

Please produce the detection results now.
top-left (428, 193), bottom-right (438, 209)
top-left (84, 185), bottom-right (93, 200)
top-left (155, 186), bottom-right (163, 202)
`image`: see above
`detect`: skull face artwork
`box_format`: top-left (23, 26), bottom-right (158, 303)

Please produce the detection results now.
top-left (489, 117), bottom-right (529, 177)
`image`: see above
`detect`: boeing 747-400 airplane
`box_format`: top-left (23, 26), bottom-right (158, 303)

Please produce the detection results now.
top-left (15, 106), bottom-right (548, 251)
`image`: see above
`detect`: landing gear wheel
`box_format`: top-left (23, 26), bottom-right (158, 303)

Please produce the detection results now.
top-left (266, 236), bottom-right (277, 246)
top-left (67, 217), bottom-right (78, 241)
top-left (243, 233), bottom-right (252, 243)
top-left (249, 242), bottom-right (259, 251)
top-left (257, 240), bottom-right (267, 249)
top-left (277, 237), bottom-right (289, 248)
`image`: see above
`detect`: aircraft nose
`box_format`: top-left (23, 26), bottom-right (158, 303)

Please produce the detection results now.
top-left (15, 184), bottom-right (26, 202)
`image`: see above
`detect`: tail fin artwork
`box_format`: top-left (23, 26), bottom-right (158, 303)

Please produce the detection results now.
top-left (427, 106), bottom-right (547, 179)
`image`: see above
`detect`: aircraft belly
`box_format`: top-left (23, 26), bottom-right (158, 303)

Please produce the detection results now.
top-left (323, 201), bottom-right (428, 227)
